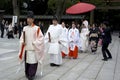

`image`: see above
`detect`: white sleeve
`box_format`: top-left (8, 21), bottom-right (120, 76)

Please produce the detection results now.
top-left (44, 25), bottom-right (51, 43)
top-left (68, 29), bottom-right (73, 42)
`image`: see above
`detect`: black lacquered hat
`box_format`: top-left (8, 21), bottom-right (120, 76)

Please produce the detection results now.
top-left (27, 11), bottom-right (34, 19)
top-left (52, 15), bottom-right (58, 21)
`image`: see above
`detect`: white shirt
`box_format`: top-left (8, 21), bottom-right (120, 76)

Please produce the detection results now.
top-left (83, 20), bottom-right (88, 28)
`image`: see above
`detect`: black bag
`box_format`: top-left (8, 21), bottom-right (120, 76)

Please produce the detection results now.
top-left (7, 31), bottom-right (14, 39)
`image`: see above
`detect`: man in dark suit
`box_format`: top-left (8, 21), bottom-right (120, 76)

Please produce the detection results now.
top-left (101, 23), bottom-right (112, 61)
top-left (0, 20), bottom-right (5, 38)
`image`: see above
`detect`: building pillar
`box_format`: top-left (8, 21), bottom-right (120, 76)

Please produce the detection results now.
top-left (90, 10), bottom-right (94, 25)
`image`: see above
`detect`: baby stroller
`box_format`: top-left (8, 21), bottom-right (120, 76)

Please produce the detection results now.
top-left (7, 30), bottom-right (14, 39)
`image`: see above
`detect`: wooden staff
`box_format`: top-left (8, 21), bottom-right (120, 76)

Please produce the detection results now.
top-left (23, 31), bottom-right (25, 43)
top-left (48, 32), bottom-right (51, 42)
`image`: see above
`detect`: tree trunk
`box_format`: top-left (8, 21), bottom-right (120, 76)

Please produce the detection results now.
top-left (12, 0), bottom-right (20, 24)
top-left (90, 10), bottom-right (94, 25)
top-left (56, 0), bottom-right (66, 23)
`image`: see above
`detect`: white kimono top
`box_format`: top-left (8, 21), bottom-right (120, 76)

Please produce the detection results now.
top-left (45, 24), bottom-right (69, 55)
top-left (68, 28), bottom-right (80, 51)
top-left (19, 24), bottom-right (44, 64)
top-left (80, 27), bottom-right (90, 51)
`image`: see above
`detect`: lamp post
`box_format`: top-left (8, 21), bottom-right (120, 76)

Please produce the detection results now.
top-left (105, 0), bottom-right (111, 24)
top-left (105, 0), bottom-right (111, 5)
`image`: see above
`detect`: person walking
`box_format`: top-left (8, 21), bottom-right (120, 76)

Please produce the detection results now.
top-left (68, 22), bottom-right (80, 59)
top-left (44, 16), bottom-right (68, 67)
top-left (80, 24), bottom-right (89, 52)
top-left (0, 20), bottom-right (5, 38)
top-left (18, 11), bottom-right (44, 80)
top-left (18, 21), bottom-right (23, 39)
top-left (61, 21), bottom-right (69, 58)
top-left (101, 23), bottom-right (112, 61)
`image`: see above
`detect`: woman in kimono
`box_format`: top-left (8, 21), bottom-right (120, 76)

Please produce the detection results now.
top-left (61, 21), bottom-right (69, 58)
top-left (89, 24), bottom-right (100, 54)
top-left (80, 24), bottom-right (89, 52)
top-left (68, 22), bottom-right (80, 59)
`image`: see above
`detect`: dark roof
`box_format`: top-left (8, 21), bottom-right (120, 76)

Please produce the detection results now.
top-left (111, 0), bottom-right (120, 2)
top-left (84, 0), bottom-right (120, 2)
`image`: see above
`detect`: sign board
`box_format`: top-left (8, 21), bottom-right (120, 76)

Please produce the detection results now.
top-left (12, 16), bottom-right (17, 27)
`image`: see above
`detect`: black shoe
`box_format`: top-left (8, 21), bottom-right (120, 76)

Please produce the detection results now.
top-left (73, 58), bottom-right (77, 59)
top-left (54, 64), bottom-right (60, 67)
top-left (102, 58), bottom-right (108, 61)
top-left (107, 57), bottom-right (112, 59)
top-left (25, 74), bottom-right (29, 78)
top-left (62, 56), bottom-right (65, 58)
top-left (50, 63), bottom-right (60, 67)
top-left (50, 63), bottom-right (56, 67)
top-left (28, 76), bottom-right (34, 80)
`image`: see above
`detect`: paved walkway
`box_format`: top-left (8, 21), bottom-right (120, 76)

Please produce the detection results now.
top-left (0, 33), bottom-right (120, 80)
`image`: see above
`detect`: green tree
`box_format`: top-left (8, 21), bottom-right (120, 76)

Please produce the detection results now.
top-left (55, 0), bottom-right (67, 22)
top-left (0, 0), bottom-right (12, 14)
top-left (89, 0), bottom-right (104, 6)
top-left (47, 0), bottom-right (79, 22)
top-left (0, 0), bottom-right (9, 9)
top-left (0, 0), bottom-right (21, 15)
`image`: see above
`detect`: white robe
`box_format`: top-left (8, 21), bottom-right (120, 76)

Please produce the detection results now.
top-left (80, 28), bottom-right (89, 52)
top-left (61, 27), bottom-right (69, 54)
top-left (19, 24), bottom-right (44, 64)
top-left (63, 27), bottom-right (68, 38)
top-left (83, 20), bottom-right (88, 28)
top-left (45, 24), bottom-right (68, 65)
top-left (68, 28), bottom-right (80, 51)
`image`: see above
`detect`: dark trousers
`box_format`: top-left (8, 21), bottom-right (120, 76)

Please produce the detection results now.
top-left (25, 52), bottom-right (38, 78)
top-left (1, 29), bottom-right (4, 38)
top-left (25, 63), bottom-right (38, 78)
top-left (18, 31), bottom-right (21, 39)
top-left (102, 43), bottom-right (112, 59)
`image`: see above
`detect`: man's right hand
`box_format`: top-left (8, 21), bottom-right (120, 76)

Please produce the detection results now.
top-left (71, 41), bottom-right (74, 43)
top-left (22, 42), bottom-right (26, 46)
top-left (48, 38), bottom-right (51, 42)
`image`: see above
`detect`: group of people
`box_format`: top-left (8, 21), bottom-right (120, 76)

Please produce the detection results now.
top-left (1, 11), bottom-right (112, 80)
top-left (0, 20), bottom-right (25, 39)
top-left (0, 19), bottom-right (44, 39)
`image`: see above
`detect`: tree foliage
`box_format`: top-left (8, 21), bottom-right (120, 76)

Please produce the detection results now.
top-left (89, 0), bottom-right (105, 6)
top-left (47, 0), bottom-right (80, 15)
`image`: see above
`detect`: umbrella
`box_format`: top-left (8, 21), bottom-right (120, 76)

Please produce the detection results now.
top-left (66, 2), bottom-right (96, 14)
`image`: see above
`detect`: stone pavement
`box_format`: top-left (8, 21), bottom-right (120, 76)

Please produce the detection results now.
top-left (0, 33), bottom-right (120, 80)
